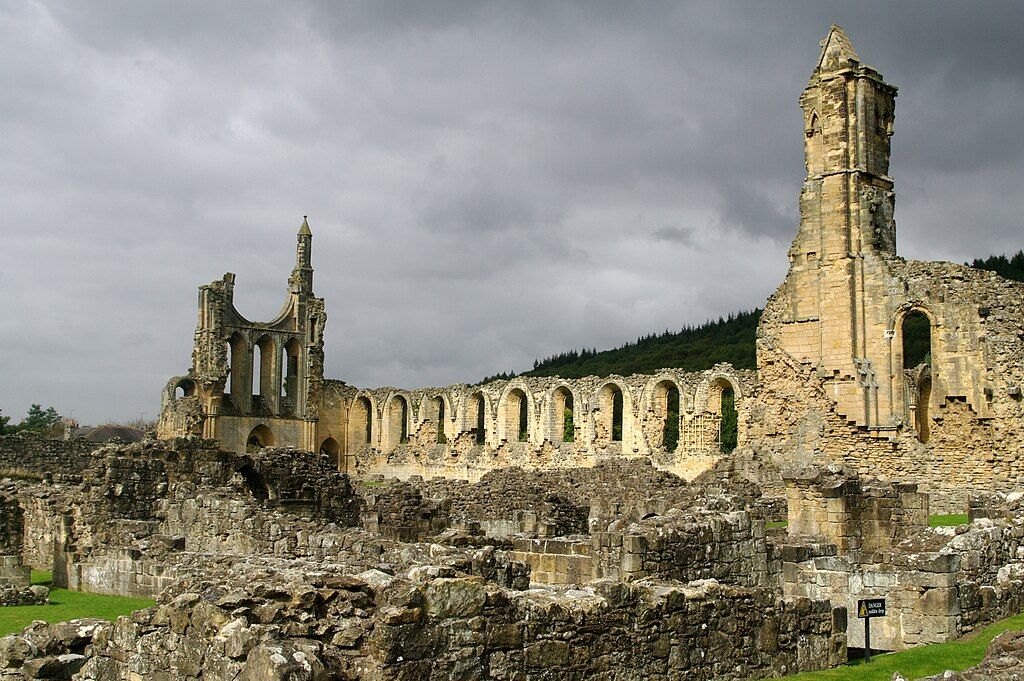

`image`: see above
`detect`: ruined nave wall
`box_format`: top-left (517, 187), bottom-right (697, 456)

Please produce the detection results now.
top-left (341, 365), bottom-right (754, 482)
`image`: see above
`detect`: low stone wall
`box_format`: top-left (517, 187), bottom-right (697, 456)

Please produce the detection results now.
top-left (511, 507), bottom-right (771, 588)
top-left (0, 583), bottom-right (48, 606)
top-left (75, 551), bottom-right (183, 599)
top-left (412, 459), bottom-right (740, 540)
top-left (511, 537), bottom-right (593, 585)
top-left (594, 509), bottom-right (770, 586)
top-left (782, 515), bottom-right (1024, 651)
top-left (358, 480), bottom-right (451, 541)
top-left (783, 467), bottom-right (928, 556)
top-left (0, 561), bottom-right (846, 680)
top-left (0, 432), bottom-right (102, 481)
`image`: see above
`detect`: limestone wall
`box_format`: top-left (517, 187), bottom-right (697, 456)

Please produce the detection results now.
top-left (511, 507), bottom-right (770, 589)
top-left (344, 366), bottom-right (753, 482)
top-left (780, 474), bottom-right (1024, 651)
top-left (783, 467), bottom-right (928, 555)
top-left (0, 563), bottom-right (846, 680)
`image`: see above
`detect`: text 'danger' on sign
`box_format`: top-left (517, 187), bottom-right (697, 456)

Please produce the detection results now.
top-left (857, 598), bottom-right (886, 618)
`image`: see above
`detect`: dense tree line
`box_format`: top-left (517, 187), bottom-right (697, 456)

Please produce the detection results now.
top-left (968, 251), bottom-right (1024, 282)
top-left (523, 310), bottom-right (761, 379)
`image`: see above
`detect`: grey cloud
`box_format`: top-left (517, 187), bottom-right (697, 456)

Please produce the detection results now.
top-left (713, 184), bottom-right (798, 241)
top-left (652, 225), bottom-right (698, 247)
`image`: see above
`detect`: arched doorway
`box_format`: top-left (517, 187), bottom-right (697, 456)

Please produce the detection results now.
top-left (246, 424), bottom-right (275, 451)
top-left (319, 437), bottom-right (341, 467)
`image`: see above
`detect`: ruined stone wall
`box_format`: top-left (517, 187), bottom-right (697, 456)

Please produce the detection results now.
top-left (0, 488), bottom-right (23, 556)
top-left (346, 366), bottom-right (754, 483)
top-left (0, 432), bottom-right (103, 480)
top-left (355, 480), bottom-right (451, 541)
top-left (780, 472), bottom-right (1024, 651)
top-left (0, 487), bottom-right (31, 593)
top-left (373, 459), bottom-right (721, 540)
top-left (511, 506), bottom-right (769, 589)
top-left (783, 467), bottom-right (928, 555)
top-left (592, 509), bottom-right (771, 586)
top-left (782, 517), bottom-right (1024, 652)
top-left (0, 562), bottom-right (846, 680)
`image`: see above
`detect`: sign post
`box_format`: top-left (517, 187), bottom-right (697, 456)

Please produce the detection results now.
top-left (857, 598), bottom-right (886, 663)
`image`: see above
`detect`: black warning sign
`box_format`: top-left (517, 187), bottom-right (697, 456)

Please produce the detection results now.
top-left (857, 598), bottom-right (886, 618)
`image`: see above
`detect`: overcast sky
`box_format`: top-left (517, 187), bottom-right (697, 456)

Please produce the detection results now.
top-left (1, 2), bottom-right (1022, 424)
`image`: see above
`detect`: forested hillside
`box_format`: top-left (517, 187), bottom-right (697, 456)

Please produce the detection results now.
top-left (478, 310), bottom-right (760, 383)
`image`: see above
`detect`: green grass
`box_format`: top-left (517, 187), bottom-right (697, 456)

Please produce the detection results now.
top-left (0, 571), bottom-right (155, 637)
top-left (929, 514), bottom-right (969, 528)
top-left (785, 611), bottom-right (1024, 680)
top-left (766, 520), bottom-right (789, 529)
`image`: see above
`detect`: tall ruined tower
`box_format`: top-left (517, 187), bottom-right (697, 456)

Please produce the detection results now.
top-left (773, 25), bottom-right (900, 430)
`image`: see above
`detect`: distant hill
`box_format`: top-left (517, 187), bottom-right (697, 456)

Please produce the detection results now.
top-left (968, 251), bottom-right (1024, 282)
top-left (479, 309), bottom-right (760, 383)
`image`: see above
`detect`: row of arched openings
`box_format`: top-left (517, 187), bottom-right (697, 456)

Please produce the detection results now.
top-left (348, 379), bottom-right (737, 452)
top-left (227, 333), bottom-right (302, 404)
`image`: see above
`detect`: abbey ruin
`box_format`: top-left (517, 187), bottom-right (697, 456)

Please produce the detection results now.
top-left (3, 25), bottom-right (1024, 680)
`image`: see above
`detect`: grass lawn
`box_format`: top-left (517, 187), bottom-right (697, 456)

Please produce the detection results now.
top-left (785, 611), bottom-right (1024, 680)
top-left (0, 571), bottom-right (155, 637)
top-left (766, 520), bottom-right (789, 529)
top-left (929, 514), bottom-right (969, 528)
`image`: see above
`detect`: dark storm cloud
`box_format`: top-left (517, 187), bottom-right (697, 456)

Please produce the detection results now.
top-left (1, 1), bottom-right (1022, 423)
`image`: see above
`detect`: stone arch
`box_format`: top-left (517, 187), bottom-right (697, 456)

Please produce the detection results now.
top-left (463, 391), bottom-right (490, 445)
top-left (246, 424), bottom-right (275, 451)
top-left (646, 378), bottom-right (681, 451)
top-left (593, 381), bottom-right (631, 446)
top-left (319, 436), bottom-right (341, 466)
top-left (694, 371), bottom-right (745, 409)
top-left (893, 306), bottom-right (935, 371)
top-left (174, 378), bottom-right (196, 399)
top-left (281, 337), bottom-right (302, 406)
top-left (383, 393), bottom-right (411, 451)
top-left (498, 384), bottom-right (533, 443)
top-left (892, 305), bottom-right (938, 442)
top-left (227, 332), bottom-right (249, 403)
top-left (702, 376), bottom-right (738, 453)
top-left (420, 393), bottom-right (452, 444)
top-left (547, 384), bottom-right (576, 444)
top-left (253, 334), bottom-right (277, 399)
top-left (348, 393), bottom-right (376, 449)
